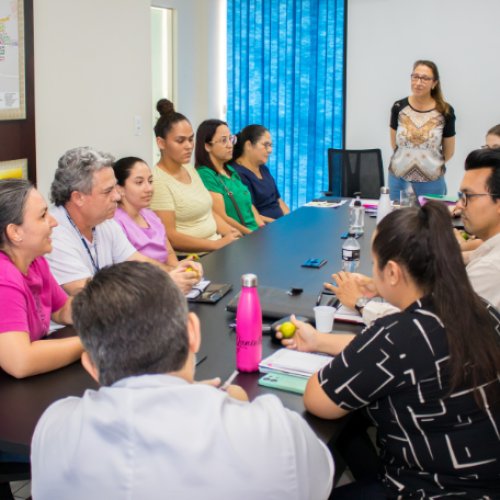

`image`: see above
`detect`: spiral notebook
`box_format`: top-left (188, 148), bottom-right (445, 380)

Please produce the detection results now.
top-left (259, 349), bottom-right (333, 378)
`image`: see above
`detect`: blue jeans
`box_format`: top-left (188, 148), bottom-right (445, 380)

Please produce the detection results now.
top-left (331, 479), bottom-right (386, 500)
top-left (388, 173), bottom-right (447, 201)
top-left (0, 450), bottom-right (30, 463)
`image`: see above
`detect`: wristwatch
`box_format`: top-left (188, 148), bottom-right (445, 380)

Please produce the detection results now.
top-left (355, 297), bottom-right (370, 314)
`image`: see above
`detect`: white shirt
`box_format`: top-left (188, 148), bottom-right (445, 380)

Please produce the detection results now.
top-left (467, 231), bottom-right (500, 310)
top-left (362, 233), bottom-right (500, 324)
top-left (31, 374), bottom-right (334, 500)
top-left (46, 205), bottom-right (136, 285)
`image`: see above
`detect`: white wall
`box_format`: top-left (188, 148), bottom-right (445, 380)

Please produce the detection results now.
top-left (151, 0), bottom-right (227, 133)
top-left (34, 0), bottom-right (153, 201)
top-left (346, 0), bottom-right (500, 195)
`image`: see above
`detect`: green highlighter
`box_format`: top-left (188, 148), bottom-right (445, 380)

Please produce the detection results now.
top-left (259, 373), bottom-right (308, 395)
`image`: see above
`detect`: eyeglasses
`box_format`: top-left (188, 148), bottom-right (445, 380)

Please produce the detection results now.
top-left (481, 144), bottom-right (500, 149)
top-left (259, 142), bottom-right (273, 150)
top-left (457, 191), bottom-right (500, 207)
top-left (210, 135), bottom-right (238, 146)
top-left (410, 74), bottom-right (434, 83)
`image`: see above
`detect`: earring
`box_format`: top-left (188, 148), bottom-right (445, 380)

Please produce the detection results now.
top-left (18, 239), bottom-right (22, 242)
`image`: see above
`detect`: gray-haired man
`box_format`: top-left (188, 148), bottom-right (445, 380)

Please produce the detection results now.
top-left (31, 262), bottom-right (334, 500)
top-left (45, 147), bottom-right (201, 295)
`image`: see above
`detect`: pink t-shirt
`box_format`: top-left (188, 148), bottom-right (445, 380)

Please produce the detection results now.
top-left (114, 208), bottom-right (168, 263)
top-left (0, 252), bottom-right (68, 341)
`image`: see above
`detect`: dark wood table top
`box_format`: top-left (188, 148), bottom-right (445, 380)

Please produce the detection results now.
top-left (0, 204), bottom-right (377, 455)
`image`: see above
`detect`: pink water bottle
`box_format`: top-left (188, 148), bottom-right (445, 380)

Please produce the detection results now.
top-left (236, 274), bottom-right (262, 372)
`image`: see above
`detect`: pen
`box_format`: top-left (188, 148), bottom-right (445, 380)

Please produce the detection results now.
top-left (220, 370), bottom-right (239, 391)
top-left (316, 290), bottom-right (323, 306)
top-left (195, 355), bottom-right (207, 367)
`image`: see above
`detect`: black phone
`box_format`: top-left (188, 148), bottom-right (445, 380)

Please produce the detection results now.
top-left (301, 258), bottom-right (327, 268)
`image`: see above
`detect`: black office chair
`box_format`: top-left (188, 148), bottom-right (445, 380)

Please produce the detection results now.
top-left (0, 463), bottom-right (30, 500)
top-left (325, 149), bottom-right (384, 199)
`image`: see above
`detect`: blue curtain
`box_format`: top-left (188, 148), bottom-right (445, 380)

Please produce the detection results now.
top-left (227, 0), bottom-right (345, 210)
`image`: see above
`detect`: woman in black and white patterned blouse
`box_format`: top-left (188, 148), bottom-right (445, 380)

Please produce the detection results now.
top-left (389, 60), bottom-right (456, 200)
top-left (278, 201), bottom-right (500, 499)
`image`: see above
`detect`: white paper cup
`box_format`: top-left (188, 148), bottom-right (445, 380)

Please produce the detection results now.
top-left (314, 306), bottom-right (336, 333)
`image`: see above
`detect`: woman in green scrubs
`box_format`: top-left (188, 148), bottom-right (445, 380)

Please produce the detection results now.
top-left (195, 119), bottom-right (265, 234)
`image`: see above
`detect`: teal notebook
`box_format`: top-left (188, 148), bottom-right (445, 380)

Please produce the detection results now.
top-left (422, 194), bottom-right (458, 203)
top-left (259, 373), bottom-right (308, 395)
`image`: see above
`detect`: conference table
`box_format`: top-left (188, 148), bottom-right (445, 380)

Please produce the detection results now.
top-left (0, 203), bottom-right (377, 461)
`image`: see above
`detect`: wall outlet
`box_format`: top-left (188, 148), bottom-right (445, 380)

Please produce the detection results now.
top-left (134, 115), bottom-right (142, 136)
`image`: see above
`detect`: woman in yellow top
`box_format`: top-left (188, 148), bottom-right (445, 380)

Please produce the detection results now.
top-left (149, 99), bottom-right (242, 253)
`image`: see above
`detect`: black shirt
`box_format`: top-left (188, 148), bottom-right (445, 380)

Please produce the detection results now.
top-left (320, 298), bottom-right (500, 499)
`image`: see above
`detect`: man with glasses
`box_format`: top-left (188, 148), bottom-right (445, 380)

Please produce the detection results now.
top-left (331, 149), bottom-right (500, 322)
top-left (456, 148), bottom-right (500, 308)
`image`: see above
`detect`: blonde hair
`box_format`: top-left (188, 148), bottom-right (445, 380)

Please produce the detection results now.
top-left (413, 60), bottom-right (450, 116)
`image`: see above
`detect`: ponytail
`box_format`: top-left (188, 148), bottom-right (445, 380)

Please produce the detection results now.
top-left (231, 124), bottom-right (268, 161)
top-left (373, 201), bottom-right (500, 408)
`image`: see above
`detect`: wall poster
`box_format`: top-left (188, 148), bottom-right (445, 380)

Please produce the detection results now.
top-left (0, 0), bottom-right (25, 120)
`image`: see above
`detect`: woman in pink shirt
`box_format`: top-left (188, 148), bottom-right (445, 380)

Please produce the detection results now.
top-left (113, 157), bottom-right (179, 265)
top-left (0, 179), bottom-right (84, 379)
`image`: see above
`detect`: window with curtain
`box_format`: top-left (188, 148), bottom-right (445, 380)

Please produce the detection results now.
top-left (227, 0), bottom-right (345, 210)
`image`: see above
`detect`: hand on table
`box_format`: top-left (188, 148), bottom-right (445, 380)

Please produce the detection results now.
top-left (276, 315), bottom-right (320, 353)
top-left (325, 271), bottom-right (365, 310)
top-left (195, 377), bottom-right (249, 401)
top-left (217, 228), bottom-right (242, 249)
top-left (169, 258), bottom-right (204, 294)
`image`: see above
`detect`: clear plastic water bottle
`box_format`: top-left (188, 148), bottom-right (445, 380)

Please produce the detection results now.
top-left (376, 187), bottom-right (392, 225)
top-left (350, 192), bottom-right (365, 235)
top-left (236, 274), bottom-right (262, 372)
top-left (342, 233), bottom-right (360, 272)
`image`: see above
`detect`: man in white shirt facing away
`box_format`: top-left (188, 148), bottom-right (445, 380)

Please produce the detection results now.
top-left (330, 148), bottom-right (500, 320)
top-left (31, 262), bottom-right (334, 500)
top-left (45, 147), bottom-right (201, 295)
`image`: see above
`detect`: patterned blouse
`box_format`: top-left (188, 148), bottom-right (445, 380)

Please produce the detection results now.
top-left (319, 297), bottom-right (500, 499)
top-left (389, 97), bottom-right (456, 182)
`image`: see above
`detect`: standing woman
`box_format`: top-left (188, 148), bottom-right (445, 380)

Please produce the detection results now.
top-left (113, 157), bottom-right (178, 267)
top-left (231, 125), bottom-right (290, 222)
top-left (389, 60), bottom-right (456, 199)
top-left (149, 99), bottom-right (241, 253)
top-left (0, 179), bottom-right (83, 379)
top-left (195, 119), bottom-right (265, 235)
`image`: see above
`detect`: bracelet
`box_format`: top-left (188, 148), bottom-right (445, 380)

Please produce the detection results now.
top-left (259, 225), bottom-right (265, 228)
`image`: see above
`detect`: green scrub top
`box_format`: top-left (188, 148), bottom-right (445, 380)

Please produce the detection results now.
top-left (197, 165), bottom-right (259, 231)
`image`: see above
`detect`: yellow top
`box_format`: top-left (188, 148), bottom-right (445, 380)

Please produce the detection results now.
top-left (150, 163), bottom-right (220, 241)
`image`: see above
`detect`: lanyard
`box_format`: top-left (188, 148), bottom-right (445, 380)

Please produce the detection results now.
top-left (64, 209), bottom-right (100, 274)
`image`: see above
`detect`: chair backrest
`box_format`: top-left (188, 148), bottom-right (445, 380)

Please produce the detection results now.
top-left (327, 149), bottom-right (384, 199)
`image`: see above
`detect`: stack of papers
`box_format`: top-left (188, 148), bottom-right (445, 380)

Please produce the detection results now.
top-left (336, 304), bottom-right (365, 324)
top-left (259, 349), bottom-right (333, 378)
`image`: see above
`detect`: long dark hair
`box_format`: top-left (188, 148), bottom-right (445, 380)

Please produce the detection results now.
top-left (373, 201), bottom-right (500, 407)
top-left (232, 124), bottom-right (268, 161)
top-left (0, 179), bottom-right (33, 254)
top-left (413, 60), bottom-right (450, 116)
top-left (194, 119), bottom-right (231, 175)
top-left (154, 99), bottom-right (190, 139)
top-left (113, 157), bottom-right (147, 187)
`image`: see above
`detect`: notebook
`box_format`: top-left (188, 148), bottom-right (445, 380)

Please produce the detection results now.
top-left (259, 349), bottom-right (333, 378)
